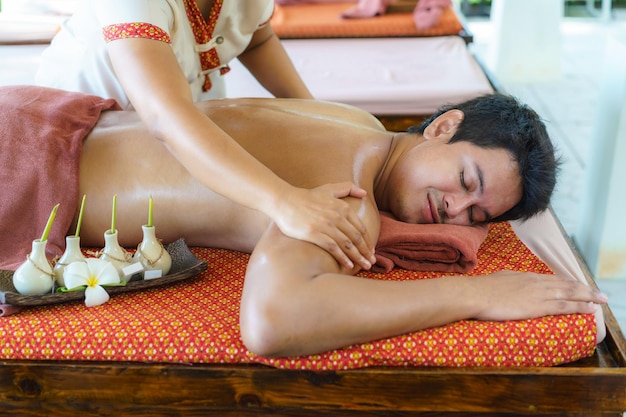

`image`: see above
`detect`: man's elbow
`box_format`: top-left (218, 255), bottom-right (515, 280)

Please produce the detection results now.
top-left (239, 296), bottom-right (294, 358)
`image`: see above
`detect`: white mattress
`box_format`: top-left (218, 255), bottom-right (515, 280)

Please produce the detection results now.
top-left (512, 211), bottom-right (605, 343)
top-left (0, 14), bottom-right (64, 44)
top-left (225, 36), bottom-right (494, 115)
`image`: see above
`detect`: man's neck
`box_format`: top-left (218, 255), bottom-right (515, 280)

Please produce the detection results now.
top-left (373, 132), bottom-right (423, 211)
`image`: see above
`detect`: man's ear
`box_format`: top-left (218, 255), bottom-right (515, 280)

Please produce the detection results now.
top-left (422, 109), bottom-right (464, 142)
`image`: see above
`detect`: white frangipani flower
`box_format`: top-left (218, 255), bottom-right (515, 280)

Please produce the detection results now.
top-left (64, 258), bottom-right (120, 307)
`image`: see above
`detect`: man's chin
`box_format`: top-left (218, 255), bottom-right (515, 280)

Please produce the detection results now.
top-left (398, 213), bottom-right (422, 225)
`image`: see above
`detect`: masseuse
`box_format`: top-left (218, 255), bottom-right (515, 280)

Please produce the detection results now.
top-left (35, 0), bottom-right (375, 271)
top-left (78, 94), bottom-right (607, 357)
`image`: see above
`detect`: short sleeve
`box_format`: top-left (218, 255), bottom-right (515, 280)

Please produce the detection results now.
top-left (94, 0), bottom-right (176, 42)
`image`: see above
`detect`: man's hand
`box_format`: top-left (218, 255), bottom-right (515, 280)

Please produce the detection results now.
top-left (472, 270), bottom-right (608, 321)
top-left (272, 182), bottom-right (376, 270)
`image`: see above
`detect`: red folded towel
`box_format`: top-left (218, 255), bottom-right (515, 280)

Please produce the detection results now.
top-left (0, 303), bottom-right (23, 317)
top-left (0, 86), bottom-right (120, 271)
top-left (373, 211), bottom-right (488, 273)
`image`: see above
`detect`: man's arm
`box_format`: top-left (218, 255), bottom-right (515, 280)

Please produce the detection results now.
top-left (240, 200), bottom-right (607, 358)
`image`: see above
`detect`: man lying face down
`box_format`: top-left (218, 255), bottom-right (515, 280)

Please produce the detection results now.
top-left (77, 93), bottom-right (607, 357)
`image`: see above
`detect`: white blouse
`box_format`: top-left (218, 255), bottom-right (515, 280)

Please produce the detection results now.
top-left (36, 0), bottom-right (274, 109)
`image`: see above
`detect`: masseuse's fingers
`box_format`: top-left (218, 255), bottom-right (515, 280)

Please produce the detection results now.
top-left (340, 183), bottom-right (368, 199)
top-left (273, 183), bottom-right (375, 270)
top-left (473, 271), bottom-right (608, 322)
top-left (327, 182), bottom-right (376, 268)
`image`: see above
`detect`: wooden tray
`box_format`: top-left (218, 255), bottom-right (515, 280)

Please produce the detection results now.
top-left (0, 239), bottom-right (207, 307)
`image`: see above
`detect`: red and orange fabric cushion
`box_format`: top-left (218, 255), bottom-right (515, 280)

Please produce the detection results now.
top-left (270, 3), bottom-right (464, 39)
top-left (0, 222), bottom-right (596, 369)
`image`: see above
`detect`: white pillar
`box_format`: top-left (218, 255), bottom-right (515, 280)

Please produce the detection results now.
top-left (575, 33), bottom-right (626, 280)
top-left (487, 0), bottom-right (563, 83)
top-left (585, 0), bottom-right (612, 22)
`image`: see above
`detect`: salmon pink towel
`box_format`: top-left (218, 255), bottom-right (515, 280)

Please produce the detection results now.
top-left (373, 211), bottom-right (488, 273)
top-left (0, 86), bottom-right (120, 271)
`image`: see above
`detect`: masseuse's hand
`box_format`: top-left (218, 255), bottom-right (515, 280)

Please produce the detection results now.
top-left (273, 182), bottom-right (376, 270)
top-left (471, 270), bottom-right (608, 321)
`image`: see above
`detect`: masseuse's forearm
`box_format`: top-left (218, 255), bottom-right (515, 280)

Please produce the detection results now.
top-left (107, 39), bottom-right (293, 220)
top-left (155, 102), bottom-right (295, 217)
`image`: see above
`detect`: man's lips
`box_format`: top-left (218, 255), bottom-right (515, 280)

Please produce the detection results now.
top-left (427, 194), bottom-right (441, 224)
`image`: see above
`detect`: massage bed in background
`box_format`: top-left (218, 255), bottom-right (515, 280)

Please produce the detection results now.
top-left (227, 1), bottom-right (488, 131)
top-left (0, 5), bottom-right (625, 417)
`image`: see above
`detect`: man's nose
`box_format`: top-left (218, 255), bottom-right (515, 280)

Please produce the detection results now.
top-left (444, 194), bottom-right (472, 222)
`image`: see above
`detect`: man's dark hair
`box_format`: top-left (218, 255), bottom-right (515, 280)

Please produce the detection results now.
top-left (408, 93), bottom-right (560, 223)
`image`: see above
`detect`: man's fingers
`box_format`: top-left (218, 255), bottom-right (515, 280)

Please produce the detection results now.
top-left (539, 279), bottom-right (607, 316)
top-left (545, 299), bottom-right (602, 316)
top-left (548, 280), bottom-right (608, 304)
top-left (476, 271), bottom-right (608, 322)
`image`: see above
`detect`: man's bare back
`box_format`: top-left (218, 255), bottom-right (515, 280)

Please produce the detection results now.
top-left (78, 98), bottom-right (390, 251)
